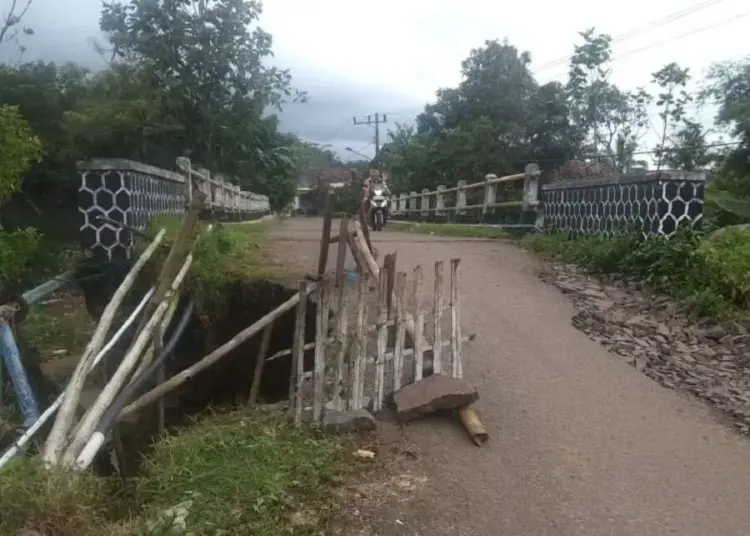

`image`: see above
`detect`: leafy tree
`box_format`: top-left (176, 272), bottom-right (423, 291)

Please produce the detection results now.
top-left (703, 58), bottom-right (750, 188)
top-left (651, 62), bottom-right (692, 170)
top-left (100, 0), bottom-right (297, 171)
top-left (0, 0), bottom-right (34, 54)
top-left (0, 104), bottom-right (41, 204)
top-left (567, 28), bottom-right (651, 170)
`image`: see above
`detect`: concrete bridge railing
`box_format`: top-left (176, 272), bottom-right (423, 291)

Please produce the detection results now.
top-left (390, 163), bottom-right (706, 238)
top-left (78, 157), bottom-right (270, 260)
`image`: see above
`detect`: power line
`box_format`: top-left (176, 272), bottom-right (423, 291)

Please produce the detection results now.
top-left (534, 0), bottom-right (730, 73)
top-left (610, 10), bottom-right (750, 64)
top-left (353, 113), bottom-right (388, 157)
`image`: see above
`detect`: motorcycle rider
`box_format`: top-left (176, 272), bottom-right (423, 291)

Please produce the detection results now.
top-left (360, 168), bottom-right (391, 226)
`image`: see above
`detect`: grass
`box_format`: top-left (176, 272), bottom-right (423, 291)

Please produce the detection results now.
top-left (520, 228), bottom-right (750, 319)
top-left (0, 409), bottom-right (355, 536)
top-left (389, 221), bottom-right (509, 238)
top-left (144, 216), bottom-right (288, 320)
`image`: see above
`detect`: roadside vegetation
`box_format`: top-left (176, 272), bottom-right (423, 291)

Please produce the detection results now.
top-left (0, 409), bottom-right (354, 536)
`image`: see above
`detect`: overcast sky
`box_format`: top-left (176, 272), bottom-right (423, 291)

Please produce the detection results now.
top-left (4, 0), bottom-right (749, 161)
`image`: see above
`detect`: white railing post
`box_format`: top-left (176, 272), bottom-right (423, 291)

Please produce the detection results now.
top-left (523, 163), bottom-right (540, 211)
top-left (399, 193), bottom-right (407, 215)
top-left (483, 174), bottom-right (497, 217)
top-left (421, 188), bottom-right (430, 217)
top-left (436, 185), bottom-right (445, 216)
top-left (409, 191), bottom-right (418, 216)
top-left (456, 180), bottom-right (467, 215)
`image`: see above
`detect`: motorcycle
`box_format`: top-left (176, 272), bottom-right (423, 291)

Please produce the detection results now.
top-left (369, 186), bottom-right (388, 231)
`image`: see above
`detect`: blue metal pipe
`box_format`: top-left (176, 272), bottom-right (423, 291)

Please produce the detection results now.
top-left (0, 321), bottom-right (40, 429)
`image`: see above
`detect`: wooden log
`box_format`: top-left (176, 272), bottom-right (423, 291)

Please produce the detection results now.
top-left (248, 324), bottom-right (273, 406)
top-left (43, 228), bottom-right (167, 466)
top-left (119, 283), bottom-right (317, 422)
top-left (458, 405), bottom-right (488, 446)
top-left (133, 191), bottom-right (206, 339)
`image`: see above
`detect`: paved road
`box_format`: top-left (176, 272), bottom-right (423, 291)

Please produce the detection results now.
top-left (271, 218), bottom-right (750, 536)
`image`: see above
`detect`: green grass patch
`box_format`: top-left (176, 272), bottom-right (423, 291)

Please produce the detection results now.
top-left (0, 409), bottom-right (353, 536)
top-left (390, 221), bottom-right (509, 238)
top-left (143, 217), bottom-right (284, 321)
top-left (521, 228), bottom-right (750, 319)
top-left (135, 409), bottom-right (350, 535)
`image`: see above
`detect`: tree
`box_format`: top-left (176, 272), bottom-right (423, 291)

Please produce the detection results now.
top-left (0, 104), bottom-right (41, 205)
top-left (651, 62), bottom-right (692, 170)
top-left (100, 0), bottom-right (296, 172)
top-left (0, 0), bottom-right (34, 53)
top-left (567, 28), bottom-right (651, 170)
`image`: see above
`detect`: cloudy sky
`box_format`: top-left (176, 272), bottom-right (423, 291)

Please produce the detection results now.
top-left (5, 0), bottom-right (749, 160)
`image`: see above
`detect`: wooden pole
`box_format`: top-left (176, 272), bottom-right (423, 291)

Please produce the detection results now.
top-left (317, 192), bottom-right (334, 277)
top-left (334, 217), bottom-right (350, 288)
top-left (350, 220), bottom-right (430, 370)
top-left (248, 324), bottom-right (273, 406)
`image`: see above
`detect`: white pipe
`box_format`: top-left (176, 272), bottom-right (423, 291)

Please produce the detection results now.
top-left (0, 288), bottom-right (155, 471)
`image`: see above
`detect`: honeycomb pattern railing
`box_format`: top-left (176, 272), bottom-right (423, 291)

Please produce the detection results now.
top-left (78, 158), bottom-right (270, 260)
top-left (541, 172), bottom-right (705, 237)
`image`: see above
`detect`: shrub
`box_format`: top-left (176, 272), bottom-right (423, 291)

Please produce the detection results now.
top-left (0, 227), bottom-right (70, 295)
top-left (522, 228), bottom-right (744, 318)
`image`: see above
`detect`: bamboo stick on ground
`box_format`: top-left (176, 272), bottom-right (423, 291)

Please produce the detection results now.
top-left (43, 228), bottom-right (167, 466)
top-left (119, 283), bottom-right (316, 422)
top-left (458, 405), bottom-right (488, 446)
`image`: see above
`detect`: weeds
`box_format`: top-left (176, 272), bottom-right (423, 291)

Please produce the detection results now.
top-left (522, 227), bottom-right (750, 318)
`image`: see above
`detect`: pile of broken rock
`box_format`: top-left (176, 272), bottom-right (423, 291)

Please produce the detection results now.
top-left (541, 263), bottom-right (750, 434)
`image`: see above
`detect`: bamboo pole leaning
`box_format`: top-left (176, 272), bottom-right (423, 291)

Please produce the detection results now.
top-left (70, 257), bottom-right (193, 468)
top-left (118, 283), bottom-right (317, 422)
top-left (43, 228), bottom-right (167, 466)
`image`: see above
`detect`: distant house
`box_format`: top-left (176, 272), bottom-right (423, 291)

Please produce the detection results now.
top-left (294, 166), bottom-right (356, 213)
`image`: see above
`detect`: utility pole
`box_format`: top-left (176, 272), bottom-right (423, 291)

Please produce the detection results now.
top-left (353, 113), bottom-right (388, 159)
